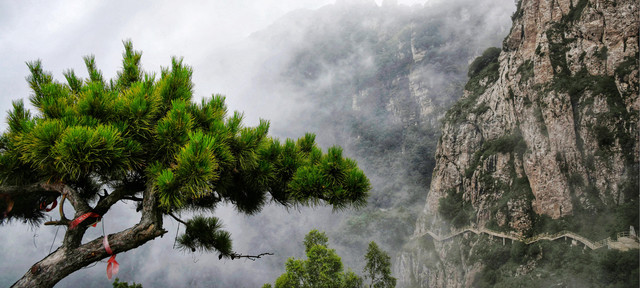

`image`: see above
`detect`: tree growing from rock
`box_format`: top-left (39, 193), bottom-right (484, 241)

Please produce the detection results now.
top-left (0, 41), bottom-right (370, 288)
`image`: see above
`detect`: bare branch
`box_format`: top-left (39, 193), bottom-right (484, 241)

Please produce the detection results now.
top-left (121, 195), bottom-right (143, 202)
top-left (43, 219), bottom-right (70, 226)
top-left (168, 211), bottom-right (188, 226)
top-left (58, 194), bottom-right (68, 221)
top-left (94, 187), bottom-right (144, 215)
top-left (226, 252), bottom-right (274, 261)
top-left (140, 186), bottom-right (162, 225)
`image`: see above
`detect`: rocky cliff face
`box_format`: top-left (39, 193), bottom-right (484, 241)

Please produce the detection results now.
top-left (400, 0), bottom-right (638, 286)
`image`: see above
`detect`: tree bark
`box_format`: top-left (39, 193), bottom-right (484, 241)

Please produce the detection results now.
top-left (11, 186), bottom-right (165, 288)
top-left (0, 183), bottom-right (60, 197)
top-left (11, 221), bottom-right (166, 288)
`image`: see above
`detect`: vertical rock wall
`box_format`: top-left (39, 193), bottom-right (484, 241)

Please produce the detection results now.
top-left (399, 0), bottom-right (638, 286)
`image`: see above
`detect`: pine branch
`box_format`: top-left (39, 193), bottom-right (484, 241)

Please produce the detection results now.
top-left (13, 212), bottom-right (166, 288)
top-left (58, 194), bottom-right (68, 221)
top-left (94, 187), bottom-right (144, 215)
top-left (39, 194), bottom-right (70, 226)
top-left (121, 195), bottom-right (144, 202)
top-left (0, 183), bottom-right (60, 197)
top-left (226, 252), bottom-right (274, 261)
top-left (43, 219), bottom-right (70, 226)
top-left (40, 183), bottom-right (91, 214)
top-left (168, 211), bottom-right (188, 225)
top-left (139, 186), bottom-right (163, 228)
top-left (58, 183), bottom-right (93, 248)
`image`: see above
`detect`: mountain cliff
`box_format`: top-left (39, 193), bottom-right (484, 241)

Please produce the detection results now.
top-left (399, 0), bottom-right (639, 286)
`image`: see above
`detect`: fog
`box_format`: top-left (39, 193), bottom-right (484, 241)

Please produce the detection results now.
top-left (0, 0), bottom-right (514, 287)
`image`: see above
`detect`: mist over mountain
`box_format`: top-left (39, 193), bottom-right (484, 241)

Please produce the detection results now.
top-left (205, 0), bottom-right (515, 278)
top-left (6, 0), bottom-right (636, 287)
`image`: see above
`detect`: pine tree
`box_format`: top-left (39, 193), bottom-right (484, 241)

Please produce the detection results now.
top-left (363, 241), bottom-right (396, 288)
top-left (0, 41), bottom-right (370, 288)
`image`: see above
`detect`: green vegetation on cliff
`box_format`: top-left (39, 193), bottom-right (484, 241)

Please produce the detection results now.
top-left (466, 235), bottom-right (639, 288)
top-left (445, 47), bottom-right (501, 124)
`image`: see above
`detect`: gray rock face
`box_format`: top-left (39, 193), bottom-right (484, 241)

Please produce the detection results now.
top-left (399, 0), bottom-right (639, 286)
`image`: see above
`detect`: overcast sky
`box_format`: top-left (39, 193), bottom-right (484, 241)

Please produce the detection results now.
top-left (0, 1), bottom-right (441, 287)
top-left (0, 0), bottom-right (429, 127)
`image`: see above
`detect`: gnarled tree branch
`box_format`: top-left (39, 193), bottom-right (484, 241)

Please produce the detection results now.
top-left (12, 218), bottom-right (166, 288)
top-left (0, 183), bottom-right (62, 199)
top-left (94, 187), bottom-right (144, 215)
top-left (36, 183), bottom-right (92, 215)
top-left (11, 184), bottom-right (166, 288)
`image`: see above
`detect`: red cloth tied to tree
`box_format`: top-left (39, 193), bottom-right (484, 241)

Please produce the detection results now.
top-left (68, 212), bottom-right (100, 229)
top-left (40, 198), bottom-right (57, 212)
top-left (103, 235), bottom-right (119, 280)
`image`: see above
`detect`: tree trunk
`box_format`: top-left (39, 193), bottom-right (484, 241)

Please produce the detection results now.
top-left (12, 185), bottom-right (165, 288)
top-left (11, 221), bottom-right (166, 288)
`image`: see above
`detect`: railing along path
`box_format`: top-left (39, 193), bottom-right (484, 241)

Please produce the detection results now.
top-left (413, 226), bottom-right (638, 250)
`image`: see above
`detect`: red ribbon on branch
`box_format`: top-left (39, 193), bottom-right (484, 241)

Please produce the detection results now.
top-left (68, 212), bottom-right (101, 229)
top-left (103, 235), bottom-right (119, 280)
top-left (40, 198), bottom-right (57, 212)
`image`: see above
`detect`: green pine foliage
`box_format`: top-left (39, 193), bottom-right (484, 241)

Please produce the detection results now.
top-left (0, 41), bottom-right (370, 260)
top-left (177, 216), bottom-right (232, 255)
